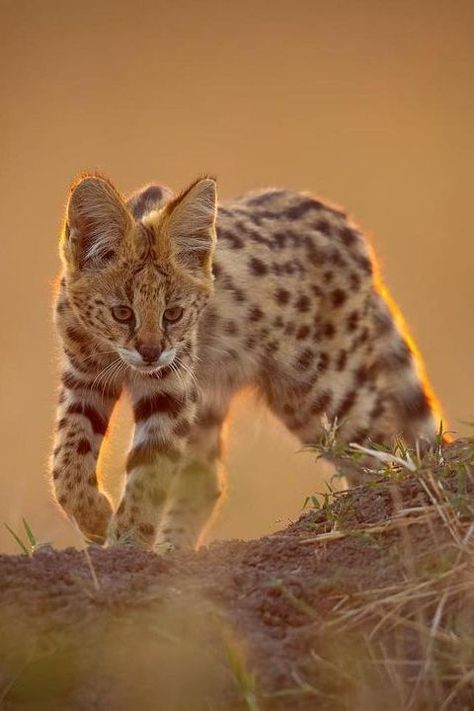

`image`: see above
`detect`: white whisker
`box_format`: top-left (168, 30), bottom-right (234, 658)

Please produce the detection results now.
top-left (174, 356), bottom-right (199, 391)
top-left (89, 357), bottom-right (123, 404)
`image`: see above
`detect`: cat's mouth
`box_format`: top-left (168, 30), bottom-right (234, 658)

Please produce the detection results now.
top-left (116, 347), bottom-right (176, 374)
top-left (131, 363), bottom-right (164, 374)
top-left (134, 362), bottom-right (177, 377)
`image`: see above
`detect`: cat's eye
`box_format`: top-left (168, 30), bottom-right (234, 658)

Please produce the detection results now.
top-left (111, 305), bottom-right (134, 323)
top-left (163, 306), bottom-right (184, 323)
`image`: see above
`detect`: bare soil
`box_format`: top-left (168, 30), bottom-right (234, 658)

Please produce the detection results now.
top-left (1, 440), bottom-right (474, 710)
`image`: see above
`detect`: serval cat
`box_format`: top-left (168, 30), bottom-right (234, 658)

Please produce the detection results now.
top-left (51, 174), bottom-right (442, 551)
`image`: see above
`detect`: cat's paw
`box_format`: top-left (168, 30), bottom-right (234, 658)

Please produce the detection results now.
top-left (70, 492), bottom-right (113, 545)
top-left (105, 528), bottom-right (147, 549)
top-left (155, 531), bottom-right (195, 555)
top-left (154, 540), bottom-right (178, 556)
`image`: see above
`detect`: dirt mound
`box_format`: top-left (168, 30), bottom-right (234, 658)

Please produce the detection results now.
top-left (1, 440), bottom-right (474, 710)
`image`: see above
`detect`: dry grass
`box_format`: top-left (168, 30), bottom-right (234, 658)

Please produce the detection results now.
top-left (294, 434), bottom-right (474, 710)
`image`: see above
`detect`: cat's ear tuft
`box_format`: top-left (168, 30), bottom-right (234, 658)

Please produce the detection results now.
top-left (62, 175), bottom-right (132, 270)
top-left (164, 177), bottom-right (217, 276)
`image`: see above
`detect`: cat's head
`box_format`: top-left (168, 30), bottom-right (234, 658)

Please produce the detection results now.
top-left (60, 174), bottom-right (217, 374)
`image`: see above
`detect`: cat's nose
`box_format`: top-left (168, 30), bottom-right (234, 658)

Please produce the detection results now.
top-left (137, 343), bottom-right (162, 364)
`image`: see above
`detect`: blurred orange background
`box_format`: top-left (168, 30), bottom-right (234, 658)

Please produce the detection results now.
top-left (1, 0), bottom-right (473, 552)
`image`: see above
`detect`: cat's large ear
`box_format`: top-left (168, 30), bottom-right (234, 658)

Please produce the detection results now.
top-left (163, 177), bottom-right (217, 277)
top-left (62, 175), bottom-right (133, 270)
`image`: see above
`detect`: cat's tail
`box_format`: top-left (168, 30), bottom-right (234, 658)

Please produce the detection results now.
top-left (372, 279), bottom-right (447, 450)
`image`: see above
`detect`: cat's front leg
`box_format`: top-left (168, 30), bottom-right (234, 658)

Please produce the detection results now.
top-left (110, 378), bottom-right (196, 548)
top-left (154, 395), bottom-right (230, 552)
top-left (51, 361), bottom-right (121, 543)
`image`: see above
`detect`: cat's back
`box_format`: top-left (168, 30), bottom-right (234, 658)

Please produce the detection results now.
top-left (213, 187), bottom-right (374, 311)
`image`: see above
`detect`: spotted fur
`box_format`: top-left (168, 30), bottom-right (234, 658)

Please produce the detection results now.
top-left (51, 174), bottom-right (443, 549)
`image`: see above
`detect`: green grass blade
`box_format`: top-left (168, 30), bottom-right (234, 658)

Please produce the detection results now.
top-left (4, 524), bottom-right (30, 555)
top-left (22, 518), bottom-right (37, 548)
